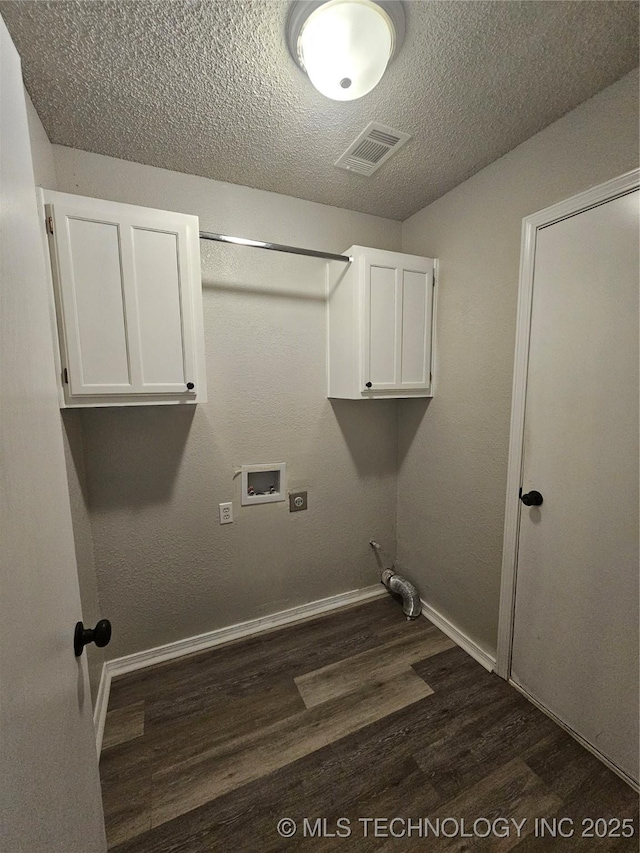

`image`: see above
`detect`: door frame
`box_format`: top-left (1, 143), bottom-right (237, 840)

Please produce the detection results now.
top-left (496, 168), bottom-right (640, 681)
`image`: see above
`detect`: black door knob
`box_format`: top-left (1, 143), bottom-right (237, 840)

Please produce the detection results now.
top-left (186, 382), bottom-right (195, 390)
top-left (74, 619), bottom-right (112, 657)
top-left (520, 490), bottom-right (543, 507)
top-left (365, 382), bottom-right (372, 388)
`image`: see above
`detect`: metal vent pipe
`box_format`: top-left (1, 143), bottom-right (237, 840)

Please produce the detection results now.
top-left (381, 568), bottom-right (421, 620)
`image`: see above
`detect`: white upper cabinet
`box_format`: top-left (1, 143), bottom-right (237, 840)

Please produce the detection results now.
top-left (42, 190), bottom-right (206, 406)
top-left (327, 246), bottom-right (436, 399)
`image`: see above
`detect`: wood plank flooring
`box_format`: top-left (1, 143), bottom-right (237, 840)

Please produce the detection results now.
top-left (102, 701), bottom-right (145, 751)
top-left (100, 597), bottom-right (638, 851)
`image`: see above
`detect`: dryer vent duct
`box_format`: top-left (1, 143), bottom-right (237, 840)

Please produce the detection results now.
top-left (381, 568), bottom-right (421, 620)
top-left (335, 122), bottom-right (411, 176)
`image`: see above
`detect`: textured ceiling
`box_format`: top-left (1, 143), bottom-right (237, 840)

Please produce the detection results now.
top-left (1, 0), bottom-right (638, 220)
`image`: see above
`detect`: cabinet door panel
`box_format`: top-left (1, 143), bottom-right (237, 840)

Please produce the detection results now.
top-left (366, 263), bottom-right (399, 387)
top-left (60, 215), bottom-right (132, 394)
top-left (46, 191), bottom-right (205, 405)
top-left (400, 268), bottom-right (431, 387)
top-left (327, 245), bottom-right (435, 400)
top-left (131, 226), bottom-right (188, 389)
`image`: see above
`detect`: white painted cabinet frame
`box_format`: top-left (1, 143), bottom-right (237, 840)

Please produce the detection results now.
top-left (327, 245), bottom-right (436, 399)
top-left (41, 189), bottom-right (207, 407)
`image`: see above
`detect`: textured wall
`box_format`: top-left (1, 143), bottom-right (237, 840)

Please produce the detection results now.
top-left (53, 146), bottom-right (402, 659)
top-left (398, 69), bottom-right (640, 657)
top-left (24, 90), bottom-right (56, 189)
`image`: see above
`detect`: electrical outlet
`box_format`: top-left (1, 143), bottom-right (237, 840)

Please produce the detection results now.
top-left (289, 491), bottom-right (308, 512)
top-left (219, 502), bottom-right (233, 524)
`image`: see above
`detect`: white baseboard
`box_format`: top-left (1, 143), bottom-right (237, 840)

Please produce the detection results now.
top-left (93, 583), bottom-right (386, 751)
top-left (93, 661), bottom-right (111, 755)
top-left (420, 598), bottom-right (496, 673)
top-left (108, 583), bottom-right (387, 678)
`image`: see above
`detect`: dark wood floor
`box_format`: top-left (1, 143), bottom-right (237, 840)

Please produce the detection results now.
top-left (100, 596), bottom-right (638, 851)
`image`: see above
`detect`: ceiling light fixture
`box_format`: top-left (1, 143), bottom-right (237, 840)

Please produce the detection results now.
top-left (287, 0), bottom-right (405, 102)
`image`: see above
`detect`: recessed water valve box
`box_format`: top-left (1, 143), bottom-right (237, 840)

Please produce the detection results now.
top-left (241, 463), bottom-right (287, 506)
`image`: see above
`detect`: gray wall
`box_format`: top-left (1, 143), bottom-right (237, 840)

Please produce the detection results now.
top-left (24, 91), bottom-right (55, 189)
top-left (27, 68), bottom-right (639, 666)
top-left (53, 147), bottom-right (402, 659)
top-left (398, 69), bottom-right (639, 657)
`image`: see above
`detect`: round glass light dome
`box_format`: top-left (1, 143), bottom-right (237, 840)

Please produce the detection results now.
top-left (297, 0), bottom-right (394, 101)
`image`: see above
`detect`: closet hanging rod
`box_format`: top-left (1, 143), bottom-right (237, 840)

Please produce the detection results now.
top-left (199, 230), bottom-right (352, 263)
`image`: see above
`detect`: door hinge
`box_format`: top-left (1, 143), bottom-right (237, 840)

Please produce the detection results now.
top-left (46, 216), bottom-right (54, 235)
top-left (63, 367), bottom-right (68, 384)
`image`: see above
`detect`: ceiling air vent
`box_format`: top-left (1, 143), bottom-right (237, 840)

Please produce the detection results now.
top-left (335, 122), bottom-right (411, 176)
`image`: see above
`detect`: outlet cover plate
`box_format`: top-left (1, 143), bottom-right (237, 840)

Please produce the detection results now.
top-left (289, 491), bottom-right (308, 512)
top-left (219, 502), bottom-right (233, 524)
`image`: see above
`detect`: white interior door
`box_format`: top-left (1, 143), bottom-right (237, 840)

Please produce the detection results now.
top-left (0, 17), bottom-right (107, 852)
top-left (511, 189), bottom-right (639, 783)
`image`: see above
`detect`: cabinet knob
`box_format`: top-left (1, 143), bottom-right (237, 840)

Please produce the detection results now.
top-left (186, 382), bottom-right (195, 390)
top-left (365, 382), bottom-right (372, 388)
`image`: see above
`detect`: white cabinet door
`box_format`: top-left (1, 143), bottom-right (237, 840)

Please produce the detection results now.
top-left (126, 218), bottom-right (197, 394)
top-left (44, 191), bottom-right (205, 406)
top-left (363, 256), bottom-right (400, 389)
top-left (362, 250), bottom-right (434, 393)
top-left (52, 207), bottom-right (133, 396)
top-left (399, 266), bottom-right (433, 389)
